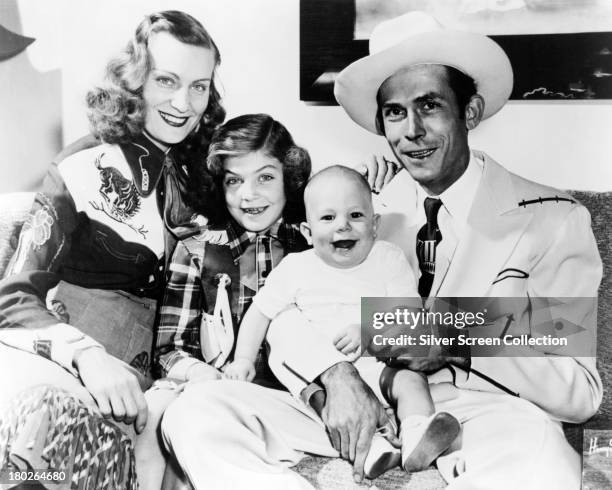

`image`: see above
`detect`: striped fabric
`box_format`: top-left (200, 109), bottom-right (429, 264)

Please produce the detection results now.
top-left (234, 234), bottom-right (274, 320)
top-left (226, 221), bottom-right (266, 320)
top-left (0, 386), bottom-right (136, 489)
top-left (417, 240), bottom-right (437, 274)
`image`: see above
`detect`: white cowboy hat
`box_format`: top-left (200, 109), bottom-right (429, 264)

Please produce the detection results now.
top-left (334, 11), bottom-right (513, 134)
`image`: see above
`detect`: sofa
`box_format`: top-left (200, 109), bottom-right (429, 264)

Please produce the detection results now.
top-left (1, 190), bottom-right (610, 489)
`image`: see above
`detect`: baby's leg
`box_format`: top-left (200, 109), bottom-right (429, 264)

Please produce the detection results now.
top-left (380, 367), bottom-right (434, 420)
top-left (380, 366), bottom-right (460, 473)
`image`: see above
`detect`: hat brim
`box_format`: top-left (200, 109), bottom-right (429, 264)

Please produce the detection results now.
top-left (334, 30), bottom-right (513, 134)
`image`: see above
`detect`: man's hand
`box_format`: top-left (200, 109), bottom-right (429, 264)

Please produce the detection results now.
top-left (372, 320), bottom-right (470, 373)
top-left (333, 324), bottom-right (361, 361)
top-left (386, 355), bottom-right (469, 373)
top-left (319, 362), bottom-right (399, 483)
top-left (74, 347), bottom-right (148, 433)
top-left (357, 155), bottom-right (399, 194)
top-left (224, 358), bottom-right (256, 382)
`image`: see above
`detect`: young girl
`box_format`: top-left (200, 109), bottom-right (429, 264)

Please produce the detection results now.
top-left (154, 113), bottom-right (311, 386)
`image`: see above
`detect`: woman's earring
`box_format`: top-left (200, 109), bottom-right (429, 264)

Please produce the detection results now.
top-left (193, 119), bottom-right (202, 134)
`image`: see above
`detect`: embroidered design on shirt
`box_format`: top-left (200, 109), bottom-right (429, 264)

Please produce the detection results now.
top-left (89, 152), bottom-right (148, 237)
top-left (28, 207), bottom-right (54, 248)
top-left (133, 143), bottom-right (150, 192)
top-left (33, 339), bottom-right (52, 360)
top-left (517, 196), bottom-right (576, 208)
top-left (47, 299), bottom-right (70, 323)
top-left (195, 228), bottom-right (229, 245)
top-left (130, 351), bottom-right (150, 376)
top-left (492, 268), bottom-right (529, 285)
top-left (16, 204), bottom-right (54, 252)
top-left (7, 204), bottom-right (54, 275)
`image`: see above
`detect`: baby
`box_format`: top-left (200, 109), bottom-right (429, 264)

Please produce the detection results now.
top-left (225, 165), bottom-right (460, 477)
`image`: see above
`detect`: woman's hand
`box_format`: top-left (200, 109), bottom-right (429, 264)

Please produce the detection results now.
top-left (74, 347), bottom-right (148, 433)
top-left (357, 155), bottom-right (400, 194)
top-left (333, 324), bottom-right (362, 361)
top-left (224, 358), bottom-right (255, 382)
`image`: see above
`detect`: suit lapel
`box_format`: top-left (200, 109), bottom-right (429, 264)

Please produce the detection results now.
top-left (437, 154), bottom-right (533, 297)
top-left (375, 170), bottom-right (421, 272)
top-left (430, 238), bottom-right (456, 297)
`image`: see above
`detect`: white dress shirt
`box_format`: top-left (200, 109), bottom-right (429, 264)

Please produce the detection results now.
top-left (416, 151), bottom-right (484, 288)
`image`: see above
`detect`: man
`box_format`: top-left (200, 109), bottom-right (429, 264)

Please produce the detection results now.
top-left (161, 11), bottom-right (602, 489)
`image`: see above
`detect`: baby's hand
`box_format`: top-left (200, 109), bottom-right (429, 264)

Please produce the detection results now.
top-left (333, 324), bottom-right (362, 361)
top-left (224, 358), bottom-right (256, 382)
top-left (187, 362), bottom-right (222, 383)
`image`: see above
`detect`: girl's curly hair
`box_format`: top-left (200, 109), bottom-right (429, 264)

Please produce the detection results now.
top-left (205, 114), bottom-right (312, 227)
top-left (86, 11), bottom-right (226, 216)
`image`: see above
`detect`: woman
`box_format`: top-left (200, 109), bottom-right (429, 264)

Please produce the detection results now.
top-left (0, 10), bottom-right (224, 489)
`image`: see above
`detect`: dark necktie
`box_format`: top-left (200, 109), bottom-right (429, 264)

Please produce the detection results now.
top-left (255, 234), bottom-right (273, 289)
top-left (417, 197), bottom-right (443, 297)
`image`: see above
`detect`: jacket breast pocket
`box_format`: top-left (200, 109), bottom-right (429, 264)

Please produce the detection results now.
top-left (94, 230), bottom-right (146, 264)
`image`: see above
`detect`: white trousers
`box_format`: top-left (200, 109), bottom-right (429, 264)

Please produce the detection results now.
top-left (161, 379), bottom-right (581, 490)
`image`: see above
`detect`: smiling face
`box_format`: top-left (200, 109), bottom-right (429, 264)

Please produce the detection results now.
top-left (223, 151), bottom-right (287, 233)
top-left (302, 170), bottom-right (379, 269)
top-left (378, 64), bottom-right (483, 195)
top-left (142, 31), bottom-right (216, 148)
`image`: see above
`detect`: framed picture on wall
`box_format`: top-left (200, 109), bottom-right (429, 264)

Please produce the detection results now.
top-left (300, 0), bottom-right (612, 103)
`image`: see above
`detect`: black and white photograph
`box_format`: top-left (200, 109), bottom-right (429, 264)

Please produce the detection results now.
top-left (0, 0), bottom-right (611, 489)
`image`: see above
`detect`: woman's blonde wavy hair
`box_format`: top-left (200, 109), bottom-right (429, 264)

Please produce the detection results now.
top-left (86, 10), bottom-right (225, 145)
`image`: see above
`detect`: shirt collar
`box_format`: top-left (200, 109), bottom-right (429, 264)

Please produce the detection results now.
top-left (119, 132), bottom-right (170, 197)
top-left (225, 219), bottom-right (303, 263)
top-left (417, 150), bottom-right (483, 225)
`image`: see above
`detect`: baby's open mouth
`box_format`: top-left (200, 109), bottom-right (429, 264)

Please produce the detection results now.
top-left (332, 239), bottom-right (357, 250)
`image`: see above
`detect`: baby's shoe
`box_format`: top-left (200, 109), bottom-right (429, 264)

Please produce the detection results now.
top-left (363, 424), bottom-right (401, 479)
top-left (400, 412), bottom-right (460, 472)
